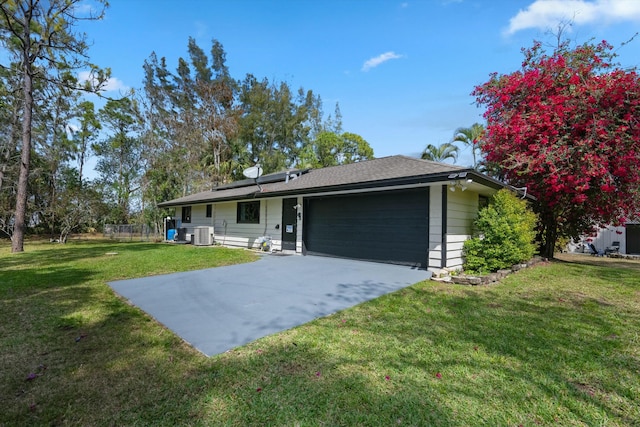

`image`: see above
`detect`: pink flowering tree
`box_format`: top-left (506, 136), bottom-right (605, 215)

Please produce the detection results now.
top-left (473, 40), bottom-right (640, 258)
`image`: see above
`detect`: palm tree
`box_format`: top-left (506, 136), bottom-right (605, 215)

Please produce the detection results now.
top-left (452, 123), bottom-right (485, 169)
top-left (421, 142), bottom-right (459, 163)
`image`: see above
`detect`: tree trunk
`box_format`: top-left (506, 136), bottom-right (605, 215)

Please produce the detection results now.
top-left (12, 61), bottom-right (33, 253)
top-left (541, 217), bottom-right (558, 259)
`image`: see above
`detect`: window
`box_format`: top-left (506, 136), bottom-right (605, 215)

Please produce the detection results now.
top-left (206, 204), bottom-right (212, 218)
top-left (479, 195), bottom-right (489, 210)
top-left (237, 201), bottom-right (260, 224)
top-left (181, 206), bottom-right (192, 223)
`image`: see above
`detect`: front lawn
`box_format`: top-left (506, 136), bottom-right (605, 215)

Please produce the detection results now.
top-left (1, 242), bottom-right (638, 426)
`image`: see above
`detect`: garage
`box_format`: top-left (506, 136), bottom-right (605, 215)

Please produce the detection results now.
top-left (303, 188), bottom-right (429, 268)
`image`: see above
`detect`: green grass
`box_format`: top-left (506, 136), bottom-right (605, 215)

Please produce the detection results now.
top-left (1, 242), bottom-right (639, 426)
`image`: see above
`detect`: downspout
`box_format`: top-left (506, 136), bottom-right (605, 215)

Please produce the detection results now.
top-left (441, 185), bottom-right (447, 269)
top-left (263, 201), bottom-right (268, 236)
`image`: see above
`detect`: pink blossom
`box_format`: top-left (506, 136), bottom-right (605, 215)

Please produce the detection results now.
top-left (600, 183), bottom-right (616, 193)
top-left (572, 194), bottom-right (588, 204)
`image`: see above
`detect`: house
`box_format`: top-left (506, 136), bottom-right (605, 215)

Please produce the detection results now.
top-left (157, 155), bottom-right (511, 272)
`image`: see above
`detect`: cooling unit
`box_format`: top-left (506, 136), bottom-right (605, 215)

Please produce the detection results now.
top-left (193, 226), bottom-right (214, 246)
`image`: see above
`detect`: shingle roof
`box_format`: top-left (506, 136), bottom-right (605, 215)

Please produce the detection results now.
top-left (158, 155), bottom-right (476, 207)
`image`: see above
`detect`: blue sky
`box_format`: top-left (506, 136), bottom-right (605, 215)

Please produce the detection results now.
top-left (80, 0), bottom-right (640, 167)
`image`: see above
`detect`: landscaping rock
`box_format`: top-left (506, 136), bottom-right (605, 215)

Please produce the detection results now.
top-left (444, 256), bottom-right (547, 286)
top-left (511, 263), bottom-right (528, 272)
top-left (486, 273), bottom-right (500, 283)
top-left (453, 275), bottom-right (483, 286)
top-left (497, 269), bottom-right (511, 279)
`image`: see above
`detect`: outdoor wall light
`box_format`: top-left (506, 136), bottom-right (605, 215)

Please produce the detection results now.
top-left (293, 203), bottom-right (302, 220)
top-left (449, 179), bottom-right (470, 192)
top-left (448, 173), bottom-right (473, 192)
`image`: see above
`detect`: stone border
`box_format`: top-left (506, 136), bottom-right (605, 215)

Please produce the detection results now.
top-left (443, 256), bottom-right (547, 286)
top-left (608, 253), bottom-right (640, 261)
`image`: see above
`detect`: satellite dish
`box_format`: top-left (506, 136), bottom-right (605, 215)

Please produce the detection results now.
top-left (243, 164), bottom-right (263, 179)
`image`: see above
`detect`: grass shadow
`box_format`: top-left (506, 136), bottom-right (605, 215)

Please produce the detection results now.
top-left (554, 252), bottom-right (640, 272)
top-left (0, 240), bottom-right (161, 271)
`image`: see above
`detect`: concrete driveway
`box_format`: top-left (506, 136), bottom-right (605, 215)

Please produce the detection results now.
top-left (109, 254), bottom-right (431, 357)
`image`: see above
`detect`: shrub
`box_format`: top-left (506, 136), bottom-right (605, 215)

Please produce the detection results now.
top-left (463, 189), bottom-right (538, 274)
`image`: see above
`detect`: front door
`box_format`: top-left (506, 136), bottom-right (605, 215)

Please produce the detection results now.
top-left (282, 198), bottom-right (298, 251)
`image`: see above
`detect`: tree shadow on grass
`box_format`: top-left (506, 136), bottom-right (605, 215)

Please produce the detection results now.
top-left (0, 240), bottom-right (162, 271)
top-left (0, 266), bottom-right (95, 300)
top-left (0, 241), bottom-right (176, 298)
top-left (554, 252), bottom-right (640, 273)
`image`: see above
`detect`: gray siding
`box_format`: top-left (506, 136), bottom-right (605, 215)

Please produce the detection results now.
top-left (175, 197), bottom-right (304, 251)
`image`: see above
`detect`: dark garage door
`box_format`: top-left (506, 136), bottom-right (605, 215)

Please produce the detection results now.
top-left (303, 188), bottom-right (429, 268)
top-left (627, 224), bottom-right (640, 254)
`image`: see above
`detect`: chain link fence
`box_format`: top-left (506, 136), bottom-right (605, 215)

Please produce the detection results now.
top-left (104, 224), bottom-right (162, 242)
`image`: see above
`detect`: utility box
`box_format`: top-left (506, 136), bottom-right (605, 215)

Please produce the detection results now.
top-left (193, 226), bottom-right (214, 246)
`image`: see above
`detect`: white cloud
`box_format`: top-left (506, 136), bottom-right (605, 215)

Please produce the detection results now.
top-left (77, 71), bottom-right (129, 93)
top-left (102, 77), bottom-right (128, 92)
top-left (361, 51), bottom-right (404, 72)
top-left (505, 0), bottom-right (640, 35)
top-left (73, 3), bottom-right (94, 14)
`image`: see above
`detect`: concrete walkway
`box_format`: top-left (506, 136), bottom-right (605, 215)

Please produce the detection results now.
top-left (109, 255), bottom-right (431, 357)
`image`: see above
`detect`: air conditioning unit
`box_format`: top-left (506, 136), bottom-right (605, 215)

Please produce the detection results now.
top-left (193, 226), bottom-right (214, 246)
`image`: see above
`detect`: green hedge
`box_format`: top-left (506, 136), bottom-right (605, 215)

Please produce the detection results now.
top-left (463, 189), bottom-right (538, 274)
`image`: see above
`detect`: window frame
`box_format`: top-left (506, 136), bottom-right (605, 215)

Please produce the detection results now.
top-left (237, 201), bottom-right (260, 224)
top-left (181, 206), bottom-right (192, 223)
top-left (479, 195), bottom-right (489, 210)
top-left (206, 204), bottom-right (212, 218)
